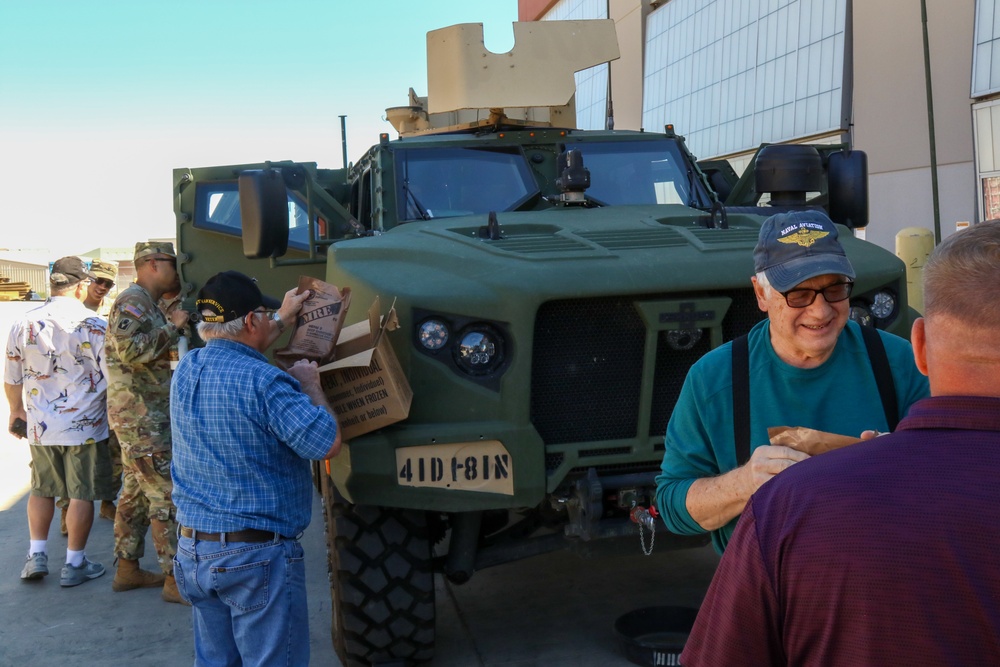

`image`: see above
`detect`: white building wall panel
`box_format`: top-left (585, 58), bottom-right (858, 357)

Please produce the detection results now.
top-left (973, 0), bottom-right (1000, 97)
top-left (644, 0), bottom-right (847, 159)
top-left (542, 0), bottom-right (609, 129)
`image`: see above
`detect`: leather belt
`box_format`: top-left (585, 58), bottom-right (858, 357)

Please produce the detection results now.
top-left (180, 526), bottom-right (286, 543)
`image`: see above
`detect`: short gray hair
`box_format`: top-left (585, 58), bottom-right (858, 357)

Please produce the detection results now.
top-left (924, 220), bottom-right (1000, 328)
top-left (196, 314), bottom-right (251, 341)
top-left (755, 270), bottom-right (851, 299)
top-left (50, 282), bottom-right (81, 297)
top-left (755, 271), bottom-right (772, 297)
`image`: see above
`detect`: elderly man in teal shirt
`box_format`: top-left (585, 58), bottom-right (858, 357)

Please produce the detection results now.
top-left (655, 211), bottom-right (929, 553)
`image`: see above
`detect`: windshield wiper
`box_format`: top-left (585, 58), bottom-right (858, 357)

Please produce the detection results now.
top-left (685, 167), bottom-right (701, 208)
top-left (403, 181), bottom-right (431, 221)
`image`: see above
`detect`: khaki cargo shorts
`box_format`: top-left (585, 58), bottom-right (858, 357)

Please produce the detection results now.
top-left (29, 439), bottom-right (114, 501)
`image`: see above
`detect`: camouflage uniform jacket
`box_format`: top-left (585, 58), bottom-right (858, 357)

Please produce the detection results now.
top-left (105, 283), bottom-right (180, 457)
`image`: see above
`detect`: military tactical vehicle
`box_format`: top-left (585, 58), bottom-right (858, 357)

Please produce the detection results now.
top-left (172, 21), bottom-right (913, 666)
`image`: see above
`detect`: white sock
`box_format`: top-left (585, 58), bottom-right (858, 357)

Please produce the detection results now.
top-left (66, 549), bottom-right (85, 567)
top-left (29, 540), bottom-right (47, 557)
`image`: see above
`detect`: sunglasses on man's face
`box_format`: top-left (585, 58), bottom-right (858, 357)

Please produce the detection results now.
top-left (94, 279), bottom-right (114, 289)
top-left (779, 281), bottom-right (854, 308)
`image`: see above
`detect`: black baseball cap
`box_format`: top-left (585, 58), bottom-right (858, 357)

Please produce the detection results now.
top-left (196, 271), bottom-right (281, 323)
top-left (753, 210), bottom-right (856, 292)
top-left (50, 256), bottom-right (96, 287)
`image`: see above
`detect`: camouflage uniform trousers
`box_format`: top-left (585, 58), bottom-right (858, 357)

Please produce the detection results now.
top-left (114, 447), bottom-right (177, 575)
top-left (56, 431), bottom-right (122, 510)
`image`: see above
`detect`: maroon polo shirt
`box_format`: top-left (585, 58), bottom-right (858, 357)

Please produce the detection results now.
top-left (682, 396), bottom-right (1000, 666)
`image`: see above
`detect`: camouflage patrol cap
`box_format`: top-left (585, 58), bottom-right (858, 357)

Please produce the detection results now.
top-left (50, 256), bottom-right (96, 287)
top-left (89, 259), bottom-right (118, 281)
top-left (134, 241), bottom-right (176, 263)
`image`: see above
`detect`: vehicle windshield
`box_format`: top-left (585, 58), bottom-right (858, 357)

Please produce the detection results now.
top-left (396, 146), bottom-right (537, 221)
top-left (394, 138), bottom-right (712, 222)
top-left (573, 139), bottom-right (712, 208)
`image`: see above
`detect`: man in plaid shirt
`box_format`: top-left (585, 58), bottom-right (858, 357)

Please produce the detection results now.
top-left (170, 270), bottom-right (340, 666)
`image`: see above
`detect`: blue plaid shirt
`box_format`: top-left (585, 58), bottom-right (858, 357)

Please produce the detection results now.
top-left (170, 339), bottom-right (337, 536)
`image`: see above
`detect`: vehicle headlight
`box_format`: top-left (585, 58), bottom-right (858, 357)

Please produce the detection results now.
top-left (849, 306), bottom-right (873, 327)
top-left (454, 326), bottom-right (505, 375)
top-left (870, 291), bottom-right (896, 320)
top-left (418, 319), bottom-right (449, 351)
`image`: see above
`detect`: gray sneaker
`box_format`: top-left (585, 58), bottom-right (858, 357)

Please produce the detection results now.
top-left (60, 558), bottom-right (105, 587)
top-left (20, 552), bottom-right (48, 580)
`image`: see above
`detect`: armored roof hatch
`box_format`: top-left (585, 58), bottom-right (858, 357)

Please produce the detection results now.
top-left (386, 20), bottom-right (620, 136)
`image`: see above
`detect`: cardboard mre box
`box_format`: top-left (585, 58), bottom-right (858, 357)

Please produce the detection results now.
top-left (318, 297), bottom-right (412, 441)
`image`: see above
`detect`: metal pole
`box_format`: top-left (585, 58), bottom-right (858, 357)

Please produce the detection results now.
top-left (920, 0), bottom-right (942, 244)
top-left (339, 115), bottom-right (349, 169)
top-left (605, 0), bottom-right (614, 130)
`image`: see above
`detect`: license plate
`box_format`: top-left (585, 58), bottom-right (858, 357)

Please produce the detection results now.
top-left (396, 440), bottom-right (513, 495)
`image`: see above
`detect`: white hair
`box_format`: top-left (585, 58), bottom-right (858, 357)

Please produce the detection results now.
top-left (50, 281), bottom-right (81, 297)
top-left (755, 271), bottom-right (772, 297)
top-left (196, 312), bottom-right (256, 341)
top-left (756, 270), bottom-right (854, 303)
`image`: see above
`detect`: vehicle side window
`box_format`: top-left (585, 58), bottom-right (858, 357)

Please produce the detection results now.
top-left (193, 182), bottom-right (314, 250)
top-left (358, 170), bottom-right (373, 229)
top-left (194, 182), bottom-right (242, 232)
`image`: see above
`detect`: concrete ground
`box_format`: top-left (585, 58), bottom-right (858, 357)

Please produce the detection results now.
top-left (0, 301), bottom-right (338, 666)
top-left (1, 302), bottom-right (721, 666)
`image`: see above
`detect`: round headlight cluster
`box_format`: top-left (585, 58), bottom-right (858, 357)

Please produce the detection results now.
top-left (455, 327), bottom-right (504, 375)
top-left (418, 319), bottom-right (449, 351)
top-left (850, 289), bottom-right (898, 329)
top-left (870, 291), bottom-right (896, 320)
top-left (416, 316), bottom-right (508, 378)
top-left (849, 306), bottom-right (873, 327)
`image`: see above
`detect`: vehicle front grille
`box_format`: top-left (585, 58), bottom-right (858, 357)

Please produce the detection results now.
top-left (530, 290), bottom-right (764, 447)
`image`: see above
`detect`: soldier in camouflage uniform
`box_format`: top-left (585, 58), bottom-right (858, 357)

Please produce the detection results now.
top-left (105, 242), bottom-right (189, 604)
top-left (87, 259), bottom-right (123, 521)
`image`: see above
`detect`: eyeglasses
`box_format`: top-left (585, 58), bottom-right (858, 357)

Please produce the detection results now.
top-left (94, 278), bottom-right (115, 289)
top-left (246, 308), bottom-right (277, 324)
top-left (779, 281), bottom-right (854, 308)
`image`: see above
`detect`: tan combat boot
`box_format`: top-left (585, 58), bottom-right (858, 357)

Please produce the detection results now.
top-left (59, 506), bottom-right (68, 536)
top-left (112, 558), bottom-right (166, 592)
top-left (162, 574), bottom-right (191, 606)
top-left (99, 500), bottom-right (116, 521)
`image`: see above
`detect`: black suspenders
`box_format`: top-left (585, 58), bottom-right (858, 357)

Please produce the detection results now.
top-left (730, 326), bottom-right (899, 465)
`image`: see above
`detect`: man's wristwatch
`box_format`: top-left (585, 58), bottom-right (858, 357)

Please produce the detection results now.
top-left (273, 312), bottom-right (286, 333)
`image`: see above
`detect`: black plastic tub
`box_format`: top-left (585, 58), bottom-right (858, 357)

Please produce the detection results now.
top-left (614, 605), bottom-right (698, 667)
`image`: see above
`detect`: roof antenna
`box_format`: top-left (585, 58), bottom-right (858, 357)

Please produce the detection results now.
top-left (604, 0), bottom-right (615, 130)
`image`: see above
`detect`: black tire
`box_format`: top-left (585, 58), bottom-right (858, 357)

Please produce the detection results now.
top-left (322, 479), bottom-right (435, 666)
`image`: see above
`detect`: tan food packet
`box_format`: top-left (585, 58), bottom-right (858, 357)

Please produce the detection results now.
top-left (274, 276), bottom-right (351, 370)
top-left (767, 426), bottom-right (861, 457)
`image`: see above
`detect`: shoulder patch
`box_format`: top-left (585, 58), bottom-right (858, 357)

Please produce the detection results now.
top-left (123, 304), bottom-right (145, 319)
top-left (117, 318), bottom-right (135, 332)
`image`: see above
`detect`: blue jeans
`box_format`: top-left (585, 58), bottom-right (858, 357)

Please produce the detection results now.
top-left (173, 535), bottom-right (309, 667)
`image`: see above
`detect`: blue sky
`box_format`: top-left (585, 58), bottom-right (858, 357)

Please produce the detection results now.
top-left (0, 0), bottom-right (518, 256)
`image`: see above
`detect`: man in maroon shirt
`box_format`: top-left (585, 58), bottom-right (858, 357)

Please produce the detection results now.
top-left (682, 220), bottom-right (1000, 666)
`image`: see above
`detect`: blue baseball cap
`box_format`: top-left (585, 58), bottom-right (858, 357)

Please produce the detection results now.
top-left (753, 210), bottom-right (855, 292)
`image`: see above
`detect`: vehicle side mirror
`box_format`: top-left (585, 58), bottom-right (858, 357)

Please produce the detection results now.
top-left (239, 169), bottom-right (289, 259)
top-left (827, 150), bottom-right (869, 230)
